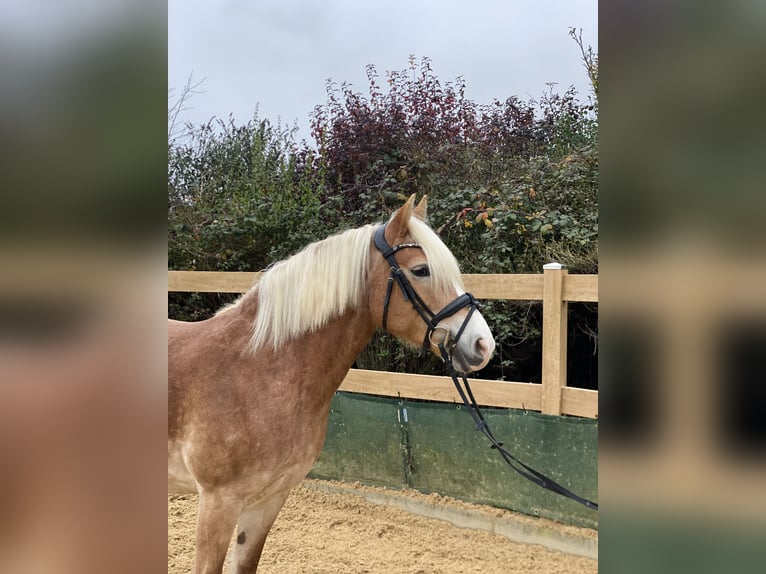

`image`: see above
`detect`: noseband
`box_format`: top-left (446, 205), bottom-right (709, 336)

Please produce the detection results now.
top-left (373, 224), bottom-right (478, 369)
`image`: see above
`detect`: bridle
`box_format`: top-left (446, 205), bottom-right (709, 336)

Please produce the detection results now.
top-left (373, 224), bottom-right (478, 367)
top-left (373, 222), bottom-right (598, 511)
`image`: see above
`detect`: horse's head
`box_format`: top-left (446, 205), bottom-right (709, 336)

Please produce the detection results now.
top-left (370, 195), bottom-right (495, 373)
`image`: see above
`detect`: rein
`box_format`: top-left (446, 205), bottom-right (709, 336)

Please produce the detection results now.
top-left (373, 223), bottom-right (598, 511)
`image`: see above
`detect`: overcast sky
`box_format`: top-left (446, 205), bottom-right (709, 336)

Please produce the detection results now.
top-left (169, 0), bottom-right (597, 142)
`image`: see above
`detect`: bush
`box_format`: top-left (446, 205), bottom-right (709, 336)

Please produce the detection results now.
top-left (168, 115), bottom-right (342, 320)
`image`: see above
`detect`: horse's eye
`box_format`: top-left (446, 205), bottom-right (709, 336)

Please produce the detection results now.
top-left (411, 265), bottom-right (430, 278)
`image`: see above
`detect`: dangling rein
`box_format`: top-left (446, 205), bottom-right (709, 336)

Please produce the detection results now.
top-left (374, 224), bottom-right (598, 511)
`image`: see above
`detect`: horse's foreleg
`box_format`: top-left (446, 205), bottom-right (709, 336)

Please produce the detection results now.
top-left (193, 490), bottom-right (240, 574)
top-left (231, 491), bottom-right (290, 573)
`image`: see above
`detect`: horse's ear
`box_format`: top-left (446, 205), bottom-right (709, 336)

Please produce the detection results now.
top-left (413, 195), bottom-right (428, 221)
top-left (387, 194), bottom-right (416, 241)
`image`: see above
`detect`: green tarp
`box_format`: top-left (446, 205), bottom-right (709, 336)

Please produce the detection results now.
top-left (310, 392), bottom-right (598, 528)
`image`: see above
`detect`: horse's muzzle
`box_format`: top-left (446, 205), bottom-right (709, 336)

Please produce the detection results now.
top-left (451, 333), bottom-right (495, 373)
top-left (433, 306), bottom-right (495, 374)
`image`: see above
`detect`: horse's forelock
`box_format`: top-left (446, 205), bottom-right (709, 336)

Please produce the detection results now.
top-left (406, 216), bottom-right (465, 295)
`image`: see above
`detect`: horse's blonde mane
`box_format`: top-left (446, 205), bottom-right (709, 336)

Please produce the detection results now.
top-left (247, 224), bottom-right (375, 352)
top-left (244, 213), bottom-right (464, 352)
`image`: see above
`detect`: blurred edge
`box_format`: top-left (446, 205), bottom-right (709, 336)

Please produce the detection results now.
top-left (600, 1), bottom-right (766, 572)
top-left (0, 2), bottom-right (167, 573)
top-left (2, 0), bottom-right (766, 572)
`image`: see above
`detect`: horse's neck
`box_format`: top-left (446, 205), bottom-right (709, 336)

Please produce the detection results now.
top-left (234, 288), bottom-right (375, 401)
top-left (293, 307), bottom-right (376, 387)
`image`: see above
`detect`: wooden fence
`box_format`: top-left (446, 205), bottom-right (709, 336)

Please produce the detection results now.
top-left (168, 265), bottom-right (598, 418)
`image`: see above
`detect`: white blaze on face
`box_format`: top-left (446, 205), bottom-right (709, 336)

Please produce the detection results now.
top-left (457, 310), bottom-right (496, 372)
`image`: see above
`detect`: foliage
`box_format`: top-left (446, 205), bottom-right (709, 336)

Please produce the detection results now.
top-left (569, 27), bottom-right (598, 100)
top-left (167, 115), bottom-right (336, 320)
top-left (168, 46), bottom-right (598, 388)
top-left (310, 57), bottom-right (597, 271)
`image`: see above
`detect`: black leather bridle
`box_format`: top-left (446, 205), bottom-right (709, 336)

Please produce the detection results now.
top-left (373, 224), bottom-right (479, 366)
top-left (373, 222), bottom-right (598, 511)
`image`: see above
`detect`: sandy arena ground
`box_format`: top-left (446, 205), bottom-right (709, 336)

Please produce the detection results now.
top-left (168, 480), bottom-right (597, 573)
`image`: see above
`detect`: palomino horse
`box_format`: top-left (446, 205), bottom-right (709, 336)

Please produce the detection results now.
top-left (168, 195), bottom-right (495, 573)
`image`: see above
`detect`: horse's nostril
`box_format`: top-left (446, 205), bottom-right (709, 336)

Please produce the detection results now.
top-left (476, 338), bottom-right (490, 358)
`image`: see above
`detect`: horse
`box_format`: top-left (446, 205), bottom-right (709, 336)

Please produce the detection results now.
top-left (168, 195), bottom-right (496, 573)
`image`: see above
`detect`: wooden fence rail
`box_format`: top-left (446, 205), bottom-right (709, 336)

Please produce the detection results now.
top-left (168, 265), bottom-right (598, 418)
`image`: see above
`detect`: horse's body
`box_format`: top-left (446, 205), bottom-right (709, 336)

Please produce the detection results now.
top-left (169, 197), bottom-right (495, 573)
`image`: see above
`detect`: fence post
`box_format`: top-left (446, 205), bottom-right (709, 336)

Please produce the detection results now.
top-left (541, 262), bottom-right (568, 415)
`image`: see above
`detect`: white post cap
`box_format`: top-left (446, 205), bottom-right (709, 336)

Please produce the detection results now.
top-left (543, 262), bottom-right (568, 270)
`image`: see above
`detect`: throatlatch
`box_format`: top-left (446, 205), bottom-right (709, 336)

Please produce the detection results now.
top-left (373, 222), bottom-right (598, 511)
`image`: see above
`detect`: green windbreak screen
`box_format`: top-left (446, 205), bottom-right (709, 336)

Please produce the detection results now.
top-left (309, 392), bottom-right (598, 528)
